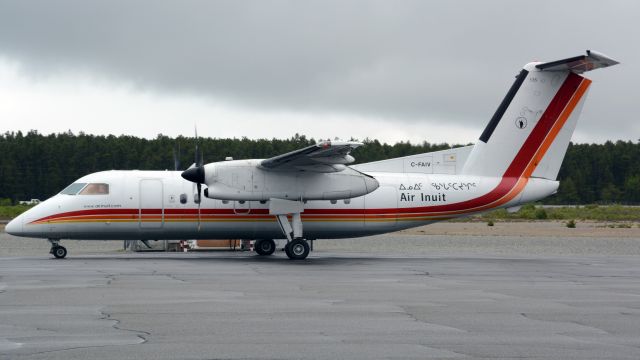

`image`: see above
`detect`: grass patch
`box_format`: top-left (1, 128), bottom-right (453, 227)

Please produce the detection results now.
top-left (0, 205), bottom-right (34, 219)
top-left (599, 223), bottom-right (633, 229)
top-left (479, 204), bottom-right (640, 222)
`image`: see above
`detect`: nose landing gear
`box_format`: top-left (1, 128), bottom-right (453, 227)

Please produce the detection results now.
top-left (48, 239), bottom-right (67, 259)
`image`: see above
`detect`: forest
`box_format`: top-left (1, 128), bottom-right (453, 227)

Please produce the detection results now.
top-left (1, 130), bottom-right (639, 205)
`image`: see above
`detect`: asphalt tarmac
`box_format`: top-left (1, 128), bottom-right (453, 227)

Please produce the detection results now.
top-left (1, 233), bottom-right (640, 359)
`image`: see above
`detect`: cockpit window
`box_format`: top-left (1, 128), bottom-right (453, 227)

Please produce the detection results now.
top-left (60, 183), bottom-right (87, 195)
top-left (79, 183), bottom-right (110, 195)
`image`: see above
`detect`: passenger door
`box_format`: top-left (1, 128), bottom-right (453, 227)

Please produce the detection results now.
top-left (139, 179), bottom-right (164, 228)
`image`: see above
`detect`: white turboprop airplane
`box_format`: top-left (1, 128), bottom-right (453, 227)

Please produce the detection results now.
top-left (5, 50), bottom-right (618, 260)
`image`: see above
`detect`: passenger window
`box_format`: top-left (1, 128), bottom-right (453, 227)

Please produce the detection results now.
top-left (79, 183), bottom-right (109, 195)
top-left (180, 193), bottom-right (187, 204)
top-left (60, 183), bottom-right (87, 195)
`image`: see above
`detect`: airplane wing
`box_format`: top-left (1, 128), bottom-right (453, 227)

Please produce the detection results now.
top-left (260, 141), bottom-right (362, 172)
top-left (536, 50), bottom-right (619, 73)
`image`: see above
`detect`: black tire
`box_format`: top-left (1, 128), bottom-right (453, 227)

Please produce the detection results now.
top-left (286, 239), bottom-right (309, 260)
top-left (53, 246), bottom-right (67, 259)
top-left (284, 242), bottom-right (293, 258)
top-left (255, 239), bottom-right (276, 256)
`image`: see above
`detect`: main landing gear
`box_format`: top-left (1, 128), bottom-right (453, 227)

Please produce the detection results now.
top-left (270, 199), bottom-right (311, 260)
top-left (254, 239), bottom-right (276, 256)
top-left (48, 239), bottom-right (67, 259)
top-left (274, 211), bottom-right (311, 261)
top-left (255, 238), bottom-right (310, 260)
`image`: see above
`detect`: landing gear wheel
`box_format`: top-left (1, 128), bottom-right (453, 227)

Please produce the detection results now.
top-left (254, 239), bottom-right (276, 256)
top-left (286, 238), bottom-right (309, 260)
top-left (52, 246), bottom-right (67, 259)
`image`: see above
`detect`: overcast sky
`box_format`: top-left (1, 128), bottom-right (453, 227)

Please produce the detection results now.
top-left (0, 1), bottom-right (636, 145)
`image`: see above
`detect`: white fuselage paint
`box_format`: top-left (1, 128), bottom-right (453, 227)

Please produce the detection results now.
top-left (9, 170), bottom-right (558, 241)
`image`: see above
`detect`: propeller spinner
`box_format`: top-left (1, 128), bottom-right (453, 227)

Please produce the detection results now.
top-left (181, 165), bottom-right (205, 184)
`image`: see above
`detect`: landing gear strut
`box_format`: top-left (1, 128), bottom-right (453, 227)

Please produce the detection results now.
top-left (254, 239), bottom-right (276, 256)
top-left (48, 239), bottom-right (67, 259)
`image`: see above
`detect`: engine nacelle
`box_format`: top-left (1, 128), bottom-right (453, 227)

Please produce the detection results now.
top-left (201, 160), bottom-right (379, 201)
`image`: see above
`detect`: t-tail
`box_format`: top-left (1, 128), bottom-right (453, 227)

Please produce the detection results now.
top-left (462, 50), bottom-right (619, 181)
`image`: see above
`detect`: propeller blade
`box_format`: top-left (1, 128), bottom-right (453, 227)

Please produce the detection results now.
top-left (185, 126), bottom-right (204, 232)
top-left (173, 144), bottom-right (181, 171)
top-left (195, 142), bottom-right (200, 167)
top-left (197, 182), bottom-right (202, 231)
top-left (195, 145), bottom-right (203, 168)
top-left (194, 126), bottom-right (203, 167)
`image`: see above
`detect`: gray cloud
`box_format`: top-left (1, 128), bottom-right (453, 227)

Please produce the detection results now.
top-left (0, 0), bottom-right (637, 142)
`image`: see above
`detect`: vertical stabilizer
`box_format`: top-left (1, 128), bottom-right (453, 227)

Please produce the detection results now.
top-left (462, 50), bottom-right (618, 180)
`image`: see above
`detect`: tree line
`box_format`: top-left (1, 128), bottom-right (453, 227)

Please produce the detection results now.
top-left (1, 130), bottom-right (638, 204)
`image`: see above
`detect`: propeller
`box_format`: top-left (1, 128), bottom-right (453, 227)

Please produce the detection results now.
top-left (181, 130), bottom-right (205, 231)
top-left (172, 143), bottom-right (181, 171)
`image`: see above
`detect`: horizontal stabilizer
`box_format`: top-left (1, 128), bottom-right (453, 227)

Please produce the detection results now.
top-left (536, 50), bottom-right (619, 74)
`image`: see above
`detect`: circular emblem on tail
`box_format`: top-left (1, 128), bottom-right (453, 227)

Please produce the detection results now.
top-left (515, 117), bottom-right (527, 129)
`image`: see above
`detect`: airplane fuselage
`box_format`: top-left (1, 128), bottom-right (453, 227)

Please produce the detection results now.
top-left (9, 169), bottom-right (558, 241)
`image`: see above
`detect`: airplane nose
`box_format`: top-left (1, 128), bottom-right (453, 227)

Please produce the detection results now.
top-left (5, 216), bottom-right (23, 236)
